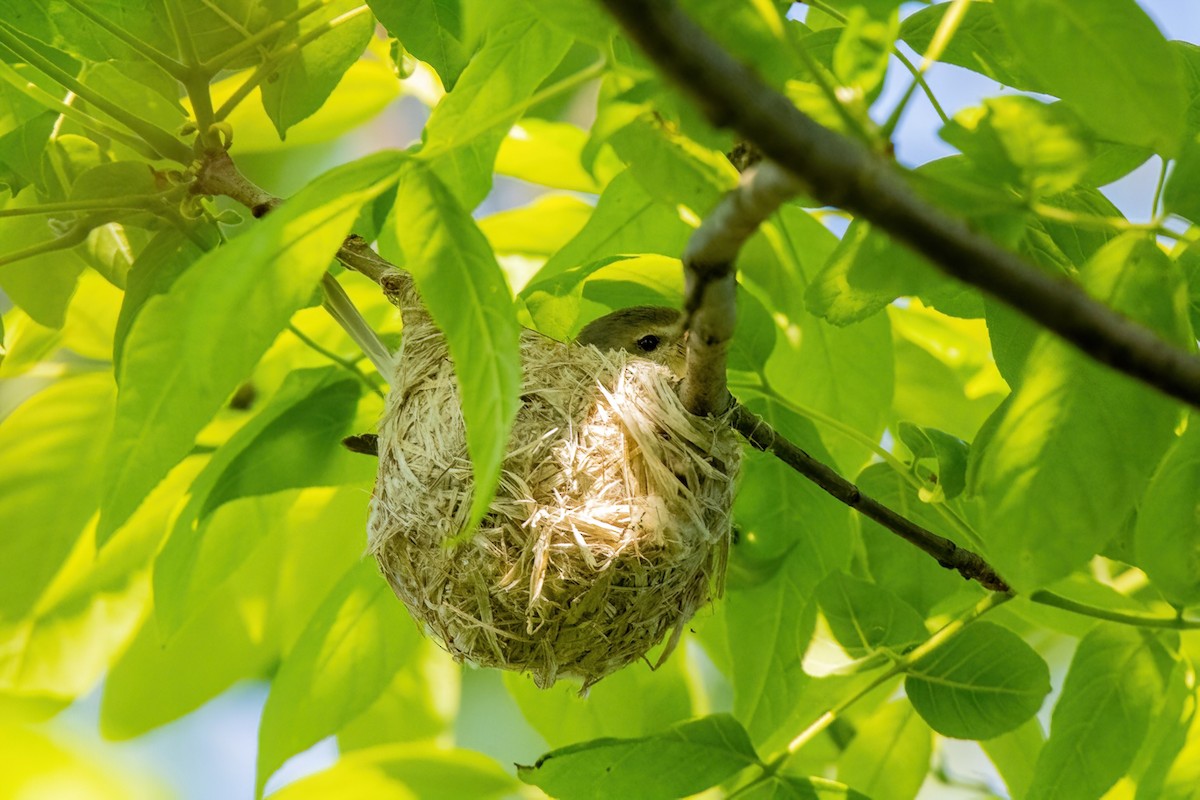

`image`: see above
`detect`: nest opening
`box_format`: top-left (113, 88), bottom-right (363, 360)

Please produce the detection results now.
top-left (368, 318), bottom-right (740, 689)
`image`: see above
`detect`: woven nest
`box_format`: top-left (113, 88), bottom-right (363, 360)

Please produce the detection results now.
top-left (368, 315), bottom-right (740, 689)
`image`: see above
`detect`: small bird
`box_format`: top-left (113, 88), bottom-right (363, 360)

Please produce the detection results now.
top-left (575, 305), bottom-right (686, 377)
top-left (344, 305), bottom-right (686, 456)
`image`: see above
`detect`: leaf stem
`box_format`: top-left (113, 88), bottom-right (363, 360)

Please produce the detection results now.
top-left (321, 272), bottom-right (395, 382)
top-left (214, 4), bottom-right (371, 120)
top-left (59, 0), bottom-right (187, 78)
top-left (201, 0), bottom-right (332, 74)
top-left (0, 21), bottom-right (191, 163)
top-left (0, 214), bottom-right (106, 268)
top-left (417, 59), bottom-right (609, 160)
top-left (1151, 156), bottom-right (1169, 220)
top-left (745, 381), bottom-right (985, 550)
top-left (763, 592), bottom-right (1012, 772)
top-left (0, 195), bottom-right (163, 218)
top-left (1032, 201), bottom-right (1197, 244)
top-left (164, 0), bottom-right (202, 68)
top-left (1029, 590), bottom-right (1200, 630)
top-left (0, 61), bottom-right (156, 157)
top-left (801, 0), bottom-right (950, 132)
top-left (286, 322), bottom-right (385, 399)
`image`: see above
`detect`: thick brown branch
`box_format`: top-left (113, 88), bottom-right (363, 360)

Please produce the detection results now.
top-left (597, 0), bottom-right (1200, 410)
top-left (731, 403), bottom-right (1010, 592)
top-left (681, 162), bottom-right (801, 416)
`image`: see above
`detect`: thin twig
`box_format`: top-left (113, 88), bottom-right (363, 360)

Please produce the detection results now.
top-left (731, 402), bottom-right (1010, 592)
top-left (596, 0), bottom-right (1200, 410)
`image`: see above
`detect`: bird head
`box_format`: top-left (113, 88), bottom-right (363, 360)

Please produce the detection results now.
top-left (574, 306), bottom-right (686, 378)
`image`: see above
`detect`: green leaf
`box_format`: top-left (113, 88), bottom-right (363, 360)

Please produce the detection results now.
top-left (218, 58), bottom-right (400, 153)
top-left (741, 206), bottom-right (894, 471)
top-left (270, 743), bottom-right (518, 800)
top-left (99, 151), bottom-right (402, 542)
top-left (1129, 654), bottom-right (1196, 800)
top-left (1164, 135), bottom-right (1200, 225)
top-left (0, 457), bottom-right (197, 706)
top-left (724, 399), bottom-right (852, 745)
top-left (837, 700), bottom-right (932, 800)
top-left (0, 374), bottom-right (114, 622)
top-left (479, 193), bottom-right (593, 258)
top-left (113, 226), bottom-right (215, 378)
top-left (383, 165), bottom-right (521, 536)
top-left (817, 573), bottom-right (928, 658)
top-left (368, 0), bottom-right (470, 89)
top-left (901, 1), bottom-right (1044, 91)
top-left (1, 0), bottom-right (174, 64)
top-left (805, 219), bottom-right (945, 326)
top-left (418, 8), bottom-right (572, 207)
top-left (517, 0), bottom-right (615, 47)
top-left (608, 116), bottom-right (738, 215)
top-left (906, 621), bottom-right (1051, 739)
top-left (1135, 417), bottom-right (1200, 606)
top-left (0, 111), bottom-right (54, 194)
top-left (854, 463), bottom-right (973, 616)
top-left (530, 169), bottom-right (691, 286)
top-left (896, 422), bottom-right (968, 501)
top-left (993, 0), bottom-right (1187, 155)
top-left (941, 96), bottom-right (1094, 198)
top-left (504, 649), bottom-right (693, 749)
top-left (517, 714), bottom-right (761, 800)
top-left (101, 489), bottom-right (366, 739)
top-left (0, 188), bottom-right (87, 328)
top-left (261, 1), bottom-right (375, 139)
top-left (969, 234), bottom-right (1191, 590)
top-left (199, 373), bottom-right (371, 519)
top-left (1027, 626), bottom-right (1173, 799)
top-left (1174, 41), bottom-right (1200, 141)
top-left (681, 0), bottom-right (798, 88)
top-left (980, 718), bottom-right (1045, 800)
top-left (738, 776), bottom-right (871, 800)
top-left (257, 559), bottom-right (419, 797)
top-left (337, 638), bottom-right (459, 749)
top-left (495, 119), bottom-right (602, 193)
top-left (832, 7), bottom-right (898, 96)
top-left (153, 367), bottom-right (373, 636)
top-left (1038, 187), bottom-right (1124, 268)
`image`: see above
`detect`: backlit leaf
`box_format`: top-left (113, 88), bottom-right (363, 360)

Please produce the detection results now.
top-left (261, 2), bottom-right (374, 139)
top-left (993, 0), bottom-right (1187, 155)
top-left (970, 235), bottom-right (1191, 590)
top-left (1135, 417), bottom-right (1200, 606)
top-left (1027, 626), bottom-right (1173, 799)
top-left (99, 151), bottom-right (402, 543)
top-left (257, 560), bottom-right (419, 797)
top-left (518, 714), bottom-right (761, 800)
top-left (383, 165), bottom-right (521, 535)
top-left (906, 621), bottom-right (1050, 739)
top-left (271, 744), bottom-right (517, 800)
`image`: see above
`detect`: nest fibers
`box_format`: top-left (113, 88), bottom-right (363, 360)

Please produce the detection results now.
top-left (368, 315), bottom-right (740, 689)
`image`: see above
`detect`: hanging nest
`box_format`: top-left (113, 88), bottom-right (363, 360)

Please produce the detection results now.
top-left (368, 311), bottom-right (740, 689)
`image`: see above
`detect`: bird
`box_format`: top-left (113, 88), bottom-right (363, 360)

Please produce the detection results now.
top-left (574, 305), bottom-right (686, 377)
top-left (344, 305), bottom-right (687, 456)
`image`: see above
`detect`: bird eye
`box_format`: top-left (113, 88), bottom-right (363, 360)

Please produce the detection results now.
top-left (636, 334), bottom-right (660, 352)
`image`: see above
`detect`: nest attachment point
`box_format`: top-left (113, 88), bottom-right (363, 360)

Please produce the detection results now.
top-left (368, 317), bottom-right (740, 689)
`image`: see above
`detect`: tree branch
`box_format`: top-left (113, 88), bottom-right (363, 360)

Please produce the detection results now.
top-left (681, 161), bottom-right (801, 416)
top-left (731, 403), bottom-right (1010, 592)
top-left (595, 0), bottom-right (1200, 410)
